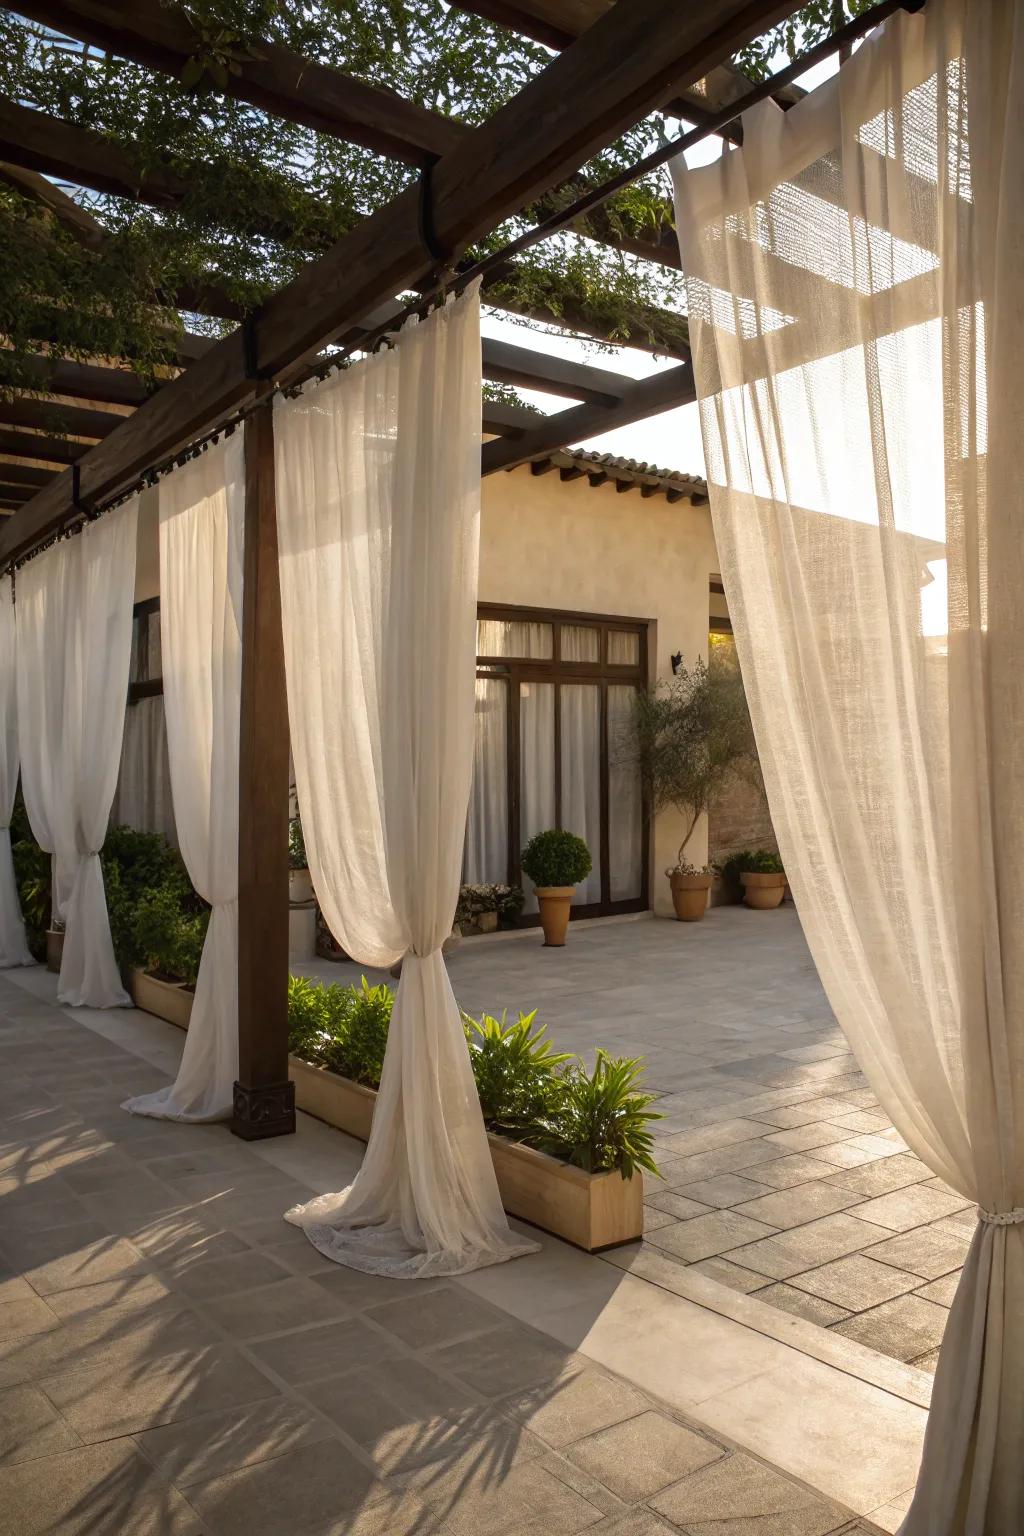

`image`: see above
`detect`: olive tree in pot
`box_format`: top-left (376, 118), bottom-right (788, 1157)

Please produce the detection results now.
top-left (631, 654), bottom-right (757, 922)
top-left (521, 830), bottom-right (592, 947)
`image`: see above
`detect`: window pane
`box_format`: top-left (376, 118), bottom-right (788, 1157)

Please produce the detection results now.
top-left (608, 629), bottom-right (640, 666)
top-left (561, 624), bottom-right (599, 662)
top-left (519, 681), bottom-right (555, 912)
top-left (608, 685), bottom-right (642, 900)
top-left (477, 618), bottom-right (552, 658)
top-left (147, 611), bottom-right (162, 679)
top-left (560, 683), bottom-right (602, 904)
top-left (463, 677), bottom-right (509, 884)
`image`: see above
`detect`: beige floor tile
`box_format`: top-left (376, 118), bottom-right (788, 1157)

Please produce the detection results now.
top-left (40, 1342), bottom-right (280, 1440)
top-left (365, 1284), bottom-right (506, 1349)
top-left (658, 1120), bottom-right (776, 1158)
top-left (251, 1314), bottom-right (405, 1386)
top-left (0, 1383), bottom-right (81, 1465)
top-left (134, 1395), bottom-right (335, 1486)
top-left (646, 1210), bottom-right (779, 1264)
top-left (201, 1275), bottom-right (353, 1340)
top-left (650, 1450), bottom-right (847, 1535)
top-left (823, 1155), bottom-right (932, 1198)
top-left (832, 1295), bottom-right (949, 1362)
top-left (0, 1439), bottom-right (202, 1535)
top-left (671, 1173), bottom-right (776, 1207)
top-left (726, 1215), bottom-right (892, 1281)
top-left (762, 1124), bottom-right (857, 1154)
top-left (751, 1284), bottom-right (851, 1327)
top-left (748, 1155), bottom-right (843, 1189)
top-left (913, 1272), bottom-right (960, 1307)
top-left (568, 1409), bottom-right (723, 1501)
top-left (731, 1183), bottom-right (865, 1229)
top-left (185, 1437), bottom-right (389, 1536)
top-left (864, 1226), bottom-right (971, 1280)
top-left (789, 1255), bottom-right (921, 1311)
top-left (430, 1323), bottom-right (579, 1399)
top-left (0, 1296), bottom-right (59, 1341)
top-left (850, 1186), bottom-right (973, 1233)
top-left (168, 1250), bottom-right (293, 1301)
top-left (687, 1256), bottom-right (770, 1294)
top-left (644, 1190), bottom-right (714, 1221)
top-left (500, 1364), bottom-right (649, 1449)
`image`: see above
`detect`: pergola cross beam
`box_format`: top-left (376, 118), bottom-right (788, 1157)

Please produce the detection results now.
top-left (1, 0), bottom-right (792, 562)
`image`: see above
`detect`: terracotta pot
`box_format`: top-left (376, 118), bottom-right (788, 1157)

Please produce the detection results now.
top-left (534, 886), bottom-right (574, 946)
top-left (741, 871), bottom-right (787, 909)
top-left (289, 867), bottom-right (314, 905)
top-left (668, 871), bottom-right (712, 922)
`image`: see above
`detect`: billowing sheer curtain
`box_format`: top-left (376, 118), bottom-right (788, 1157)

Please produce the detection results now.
top-left (560, 683), bottom-right (602, 903)
top-left (0, 577), bottom-right (32, 967)
top-left (519, 680), bottom-right (555, 913)
top-left (125, 434), bottom-right (244, 1122)
top-left (274, 286), bottom-right (536, 1277)
top-left (673, 2), bottom-right (1022, 1527)
top-left (16, 503), bottom-right (136, 1006)
top-left (463, 676), bottom-right (508, 884)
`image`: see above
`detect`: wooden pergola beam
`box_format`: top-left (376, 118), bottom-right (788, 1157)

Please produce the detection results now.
top-left (0, 397), bottom-right (123, 440)
top-left (0, 429), bottom-right (87, 465)
top-left (15, 1), bottom-right (463, 167)
top-left (0, 461), bottom-right (56, 488)
top-left (3, 0), bottom-right (788, 561)
top-left (0, 92), bottom-right (691, 340)
top-left (481, 336), bottom-right (633, 404)
top-left (0, 355), bottom-right (156, 409)
top-left (481, 360), bottom-right (695, 475)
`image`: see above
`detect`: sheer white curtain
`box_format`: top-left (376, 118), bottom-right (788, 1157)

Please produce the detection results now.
top-left (560, 683), bottom-right (602, 903)
top-left (463, 676), bottom-right (508, 885)
top-left (275, 286), bottom-right (536, 1277)
top-left (519, 680), bottom-right (555, 913)
top-left (673, 3), bottom-right (1022, 1528)
top-left (16, 503), bottom-right (136, 1006)
top-left (0, 577), bottom-right (32, 967)
top-left (125, 434), bottom-right (244, 1122)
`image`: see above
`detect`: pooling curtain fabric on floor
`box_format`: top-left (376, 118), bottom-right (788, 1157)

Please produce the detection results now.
top-left (124, 435), bottom-right (244, 1122)
top-left (0, 578), bottom-right (32, 967)
top-left (16, 504), bottom-right (137, 1006)
top-left (275, 284), bottom-right (536, 1277)
top-left (672, 2), bottom-right (1022, 1530)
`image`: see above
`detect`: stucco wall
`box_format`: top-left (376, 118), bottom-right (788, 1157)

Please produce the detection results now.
top-left (480, 465), bottom-right (719, 917)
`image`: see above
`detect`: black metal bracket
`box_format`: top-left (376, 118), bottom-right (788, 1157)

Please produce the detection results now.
top-left (418, 161), bottom-right (456, 280)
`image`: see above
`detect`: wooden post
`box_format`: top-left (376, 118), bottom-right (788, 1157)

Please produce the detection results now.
top-left (232, 390), bottom-right (295, 1140)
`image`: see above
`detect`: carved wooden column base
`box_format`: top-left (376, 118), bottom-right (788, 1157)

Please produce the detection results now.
top-left (231, 1079), bottom-right (296, 1141)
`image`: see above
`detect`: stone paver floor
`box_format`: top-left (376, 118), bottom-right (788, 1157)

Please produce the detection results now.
top-left (305, 907), bottom-right (973, 1375)
top-left (0, 970), bottom-right (885, 1535)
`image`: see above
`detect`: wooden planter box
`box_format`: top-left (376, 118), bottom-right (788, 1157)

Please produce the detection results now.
top-left (124, 984), bottom-right (643, 1250)
top-left (129, 968), bottom-right (194, 1031)
top-left (287, 1054), bottom-right (643, 1252)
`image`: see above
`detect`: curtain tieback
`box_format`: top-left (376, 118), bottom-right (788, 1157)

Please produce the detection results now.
top-left (978, 1206), bottom-right (1024, 1226)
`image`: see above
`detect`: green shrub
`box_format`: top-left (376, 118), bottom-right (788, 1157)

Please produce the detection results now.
top-left (464, 1009), bottom-right (572, 1135)
top-left (289, 814), bottom-right (307, 871)
top-left (715, 848), bottom-right (784, 900)
top-left (327, 978), bottom-right (392, 1088)
top-left (101, 826), bottom-right (195, 970)
top-left (130, 885), bottom-right (208, 986)
top-left (521, 830), bottom-right (592, 889)
top-left (456, 883), bottom-right (526, 930)
top-left (11, 829), bottom-right (49, 960)
top-left (287, 975), bottom-right (347, 1065)
top-left (526, 1050), bottom-right (661, 1179)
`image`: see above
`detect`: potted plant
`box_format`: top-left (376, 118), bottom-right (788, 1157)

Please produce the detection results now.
top-left (128, 883), bottom-right (208, 1028)
top-left (289, 813), bottom-right (313, 906)
top-left (738, 848), bottom-right (787, 909)
top-left (631, 654), bottom-right (756, 923)
top-left (520, 830), bottom-right (592, 947)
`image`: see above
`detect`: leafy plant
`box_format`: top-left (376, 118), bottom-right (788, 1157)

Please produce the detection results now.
top-left (456, 882), bottom-right (525, 930)
top-left (521, 830), bottom-right (592, 889)
top-left (630, 655), bottom-right (757, 873)
top-left (130, 884), bottom-right (208, 986)
top-left (527, 1051), bottom-right (661, 1179)
top-left (288, 813), bottom-right (307, 871)
top-left (463, 1009), bottom-right (572, 1134)
top-left (327, 978), bottom-right (392, 1088)
top-left (286, 974), bottom-right (347, 1064)
top-left (11, 830), bottom-right (50, 960)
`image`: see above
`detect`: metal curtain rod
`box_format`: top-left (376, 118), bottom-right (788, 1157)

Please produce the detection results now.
top-left (10, 0), bottom-right (926, 560)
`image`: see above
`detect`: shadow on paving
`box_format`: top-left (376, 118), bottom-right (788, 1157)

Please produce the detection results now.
top-left (0, 972), bottom-right (876, 1535)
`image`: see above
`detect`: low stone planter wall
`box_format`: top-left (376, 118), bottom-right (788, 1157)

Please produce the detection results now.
top-left (287, 1054), bottom-right (643, 1252)
top-left (128, 968), bottom-right (194, 1031)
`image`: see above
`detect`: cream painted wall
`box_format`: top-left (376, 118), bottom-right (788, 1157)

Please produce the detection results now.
top-left (480, 465), bottom-right (718, 917)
